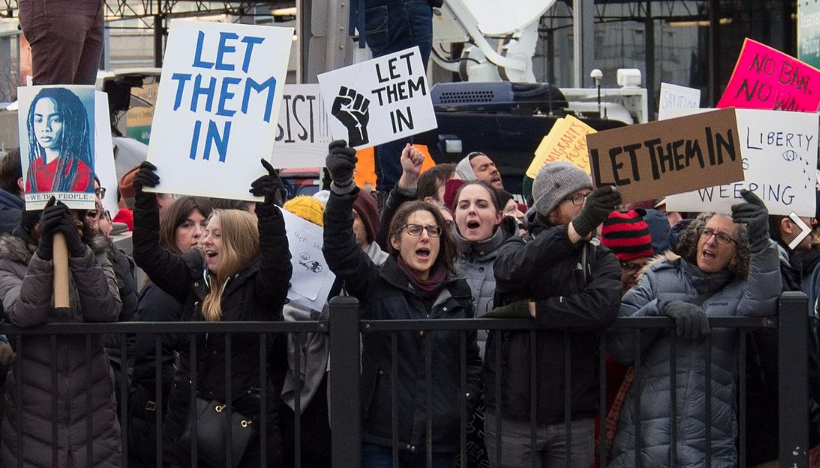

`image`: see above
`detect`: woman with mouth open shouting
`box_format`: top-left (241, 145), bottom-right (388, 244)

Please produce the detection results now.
top-left (605, 190), bottom-right (781, 468)
top-left (131, 160), bottom-right (292, 468)
top-left (322, 140), bottom-right (482, 468)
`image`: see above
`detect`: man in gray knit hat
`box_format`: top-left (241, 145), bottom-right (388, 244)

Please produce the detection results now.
top-left (484, 161), bottom-right (623, 468)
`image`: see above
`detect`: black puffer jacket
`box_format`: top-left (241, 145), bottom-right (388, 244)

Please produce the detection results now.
top-left (133, 193), bottom-right (292, 468)
top-left (323, 188), bottom-right (482, 453)
top-left (487, 213), bottom-right (621, 423)
top-left (0, 229), bottom-right (123, 468)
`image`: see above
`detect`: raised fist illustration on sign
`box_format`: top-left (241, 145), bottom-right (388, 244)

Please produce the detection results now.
top-left (331, 86), bottom-right (370, 147)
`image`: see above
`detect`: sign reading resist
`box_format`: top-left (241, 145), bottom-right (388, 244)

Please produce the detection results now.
top-left (146, 20), bottom-right (293, 201)
top-left (317, 46), bottom-right (437, 149)
top-left (586, 108), bottom-right (744, 204)
top-left (272, 84), bottom-right (332, 168)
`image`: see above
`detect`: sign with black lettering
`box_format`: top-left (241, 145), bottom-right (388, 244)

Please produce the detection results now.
top-left (317, 46), bottom-right (436, 149)
top-left (146, 20), bottom-right (293, 201)
top-left (586, 108), bottom-right (744, 204)
top-left (666, 109), bottom-right (818, 216)
top-left (271, 84), bottom-right (332, 168)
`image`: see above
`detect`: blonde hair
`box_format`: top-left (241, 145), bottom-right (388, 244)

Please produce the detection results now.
top-left (201, 209), bottom-right (260, 321)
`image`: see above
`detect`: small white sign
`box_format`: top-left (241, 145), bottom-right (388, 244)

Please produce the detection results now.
top-left (271, 84), bottom-right (333, 168)
top-left (93, 91), bottom-right (120, 218)
top-left (665, 108), bottom-right (818, 216)
top-left (318, 46), bottom-right (437, 149)
top-left (657, 83), bottom-right (701, 121)
top-left (17, 85), bottom-right (102, 210)
top-left (146, 20), bottom-right (294, 201)
top-left (282, 208), bottom-right (336, 312)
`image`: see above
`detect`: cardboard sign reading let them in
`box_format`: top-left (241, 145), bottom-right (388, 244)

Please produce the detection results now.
top-left (717, 38), bottom-right (820, 112)
top-left (526, 116), bottom-right (596, 179)
top-left (147, 20), bottom-right (293, 201)
top-left (317, 46), bottom-right (437, 149)
top-left (586, 108), bottom-right (744, 204)
top-left (665, 109), bottom-right (818, 217)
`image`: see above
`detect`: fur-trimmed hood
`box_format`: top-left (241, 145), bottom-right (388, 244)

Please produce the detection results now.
top-left (637, 249), bottom-right (679, 282)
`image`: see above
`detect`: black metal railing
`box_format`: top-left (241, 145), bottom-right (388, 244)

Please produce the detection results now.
top-left (0, 292), bottom-right (812, 468)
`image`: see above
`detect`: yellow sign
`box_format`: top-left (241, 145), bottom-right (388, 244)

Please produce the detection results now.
top-left (526, 115), bottom-right (596, 178)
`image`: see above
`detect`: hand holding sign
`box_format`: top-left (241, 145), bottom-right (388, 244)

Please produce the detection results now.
top-left (731, 189), bottom-right (770, 254)
top-left (250, 159), bottom-right (286, 208)
top-left (326, 140), bottom-right (358, 192)
top-left (332, 87), bottom-right (371, 147)
top-left (571, 186), bottom-right (622, 238)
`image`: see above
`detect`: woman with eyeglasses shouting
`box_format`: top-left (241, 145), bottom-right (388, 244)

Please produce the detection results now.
top-left (323, 140), bottom-right (481, 468)
top-left (606, 189), bottom-right (781, 468)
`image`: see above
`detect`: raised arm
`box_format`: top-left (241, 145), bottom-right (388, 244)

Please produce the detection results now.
top-left (376, 144), bottom-right (423, 249)
top-left (732, 190), bottom-right (781, 316)
top-left (131, 162), bottom-right (197, 303)
top-left (249, 159), bottom-right (292, 316)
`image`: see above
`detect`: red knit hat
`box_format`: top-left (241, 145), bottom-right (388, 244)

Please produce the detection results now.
top-left (600, 210), bottom-right (654, 261)
top-left (443, 179), bottom-right (465, 211)
top-left (353, 189), bottom-right (379, 244)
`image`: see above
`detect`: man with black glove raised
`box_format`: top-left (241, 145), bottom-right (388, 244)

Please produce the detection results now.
top-left (487, 161), bottom-right (623, 467)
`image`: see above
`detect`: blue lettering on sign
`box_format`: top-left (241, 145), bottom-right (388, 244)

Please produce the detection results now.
top-left (172, 29), bottom-right (273, 163)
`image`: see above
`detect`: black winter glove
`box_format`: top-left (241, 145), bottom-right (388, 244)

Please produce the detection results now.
top-left (54, 206), bottom-right (86, 258)
top-left (659, 300), bottom-right (710, 339)
top-left (571, 186), bottom-right (622, 238)
top-left (731, 189), bottom-right (770, 254)
top-left (36, 197), bottom-right (62, 260)
top-left (325, 140), bottom-right (358, 193)
top-left (133, 161), bottom-right (160, 210)
top-left (250, 159), bottom-right (286, 210)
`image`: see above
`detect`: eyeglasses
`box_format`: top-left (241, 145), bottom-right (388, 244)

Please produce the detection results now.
top-left (402, 224), bottom-right (443, 237)
top-left (95, 187), bottom-right (106, 199)
top-left (620, 261), bottom-right (645, 274)
top-left (563, 193), bottom-right (589, 206)
top-left (699, 227), bottom-right (738, 246)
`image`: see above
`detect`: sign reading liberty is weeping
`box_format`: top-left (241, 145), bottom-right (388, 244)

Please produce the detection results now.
top-left (317, 46), bottom-right (437, 149)
top-left (146, 20), bottom-right (293, 202)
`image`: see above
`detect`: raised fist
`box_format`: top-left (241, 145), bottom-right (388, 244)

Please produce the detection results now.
top-left (331, 86), bottom-right (370, 147)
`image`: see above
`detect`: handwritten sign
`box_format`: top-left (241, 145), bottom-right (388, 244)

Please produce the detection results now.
top-left (586, 108), bottom-right (744, 204)
top-left (17, 85), bottom-right (102, 210)
top-left (658, 83), bottom-right (701, 121)
top-left (146, 20), bottom-right (293, 201)
top-left (317, 46), bottom-right (437, 149)
top-left (717, 38), bottom-right (820, 112)
top-left (282, 208), bottom-right (336, 312)
top-left (665, 109), bottom-right (818, 216)
top-left (526, 116), bottom-right (595, 178)
top-left (271, 84), bottom-right (333, 168)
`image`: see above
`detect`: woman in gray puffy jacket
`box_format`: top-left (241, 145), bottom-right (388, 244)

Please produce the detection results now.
top-left (607, 190), bottom-right (781, 468)
top-left (0, 199), bottom-right (123, 468)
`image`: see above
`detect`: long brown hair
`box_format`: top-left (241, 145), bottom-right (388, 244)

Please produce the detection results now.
top-left (200, 209), bottom-right (260, 321)
top-left (158, 196), bottom-right (214, 254)
top-left (387, 201), bottom-right (458, 274)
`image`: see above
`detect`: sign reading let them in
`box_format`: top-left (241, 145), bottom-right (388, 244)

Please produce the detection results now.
top-left (717, 38), bottom-right (820, 112)
top-left (586, 108), bottom-right (744, 204)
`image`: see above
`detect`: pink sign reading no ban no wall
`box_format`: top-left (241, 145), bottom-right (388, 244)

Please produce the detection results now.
top-left (717, 38), bottom-right (820, 113)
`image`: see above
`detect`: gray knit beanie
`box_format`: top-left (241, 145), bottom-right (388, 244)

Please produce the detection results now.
top-left (532, 161), bottom-right (593, 216)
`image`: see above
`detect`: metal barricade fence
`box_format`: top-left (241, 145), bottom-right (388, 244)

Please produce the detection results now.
top-left (0, 292), bottom-right (811, 468)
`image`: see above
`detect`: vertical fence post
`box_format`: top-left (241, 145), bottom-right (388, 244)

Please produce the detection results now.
top-left (329, 296), bottom-right (361, 467)
top-left (779, 292), bottom-right (809, 467)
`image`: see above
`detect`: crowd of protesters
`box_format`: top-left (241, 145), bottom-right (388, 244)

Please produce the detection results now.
top-left (0, 139), bottom-right (819, 468)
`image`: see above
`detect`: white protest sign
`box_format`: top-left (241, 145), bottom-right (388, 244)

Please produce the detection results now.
top-left (17, 85), bottom-right (99, 210)
top-left (657, 83), bottom-right (701, 121)
top-left (282, 208), bottom-right (336, 312)
top-left (317, 46), bottom-right (437, 149)
top-left (93, 91), bottom-right (120, 218)
top-left (271, 84), bottom-right (333, 168)
top-left (665, 108), bottom-right (818, 216)
top-left (147, 20), bottom-right (294, 201)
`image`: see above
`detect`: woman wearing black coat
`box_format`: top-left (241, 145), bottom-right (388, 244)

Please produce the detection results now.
top-left (132, 161), bottom-right (292, 468)
top-left (323, 141), bottom-right (482, 468)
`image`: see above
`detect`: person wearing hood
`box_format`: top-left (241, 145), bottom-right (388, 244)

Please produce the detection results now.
top-left (455, 152), bottom-right (504, 190)
top-left (0, 198), bottom-right (123, 468)
top-left (487, 161), bottom-right (623, 468)
top-left (0, 150), bottom-right (24, 235)
top-left (606, 191), bottom-right (781, 468)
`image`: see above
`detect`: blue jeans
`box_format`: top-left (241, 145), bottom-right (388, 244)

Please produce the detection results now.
top-left (484, 413), bottom-right (594, 468)
top-left (363, 0), bottom-right (433, 191)
top-left (362, 442), bottom-right (456, 468)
